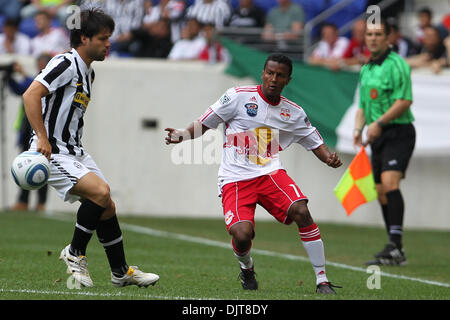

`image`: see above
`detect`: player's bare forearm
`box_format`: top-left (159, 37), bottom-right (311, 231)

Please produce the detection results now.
top-left (165, 121), bottom-right (209, 145)
top-left (354, 108), bottom-right (366, 147)
top-left (23, 81), bottom-right (52, 158)
top-left (312, 144), bottom-right (343, 168)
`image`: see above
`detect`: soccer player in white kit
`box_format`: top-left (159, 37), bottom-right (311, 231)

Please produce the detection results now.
top-left (22, 9), bottom-right (159, 288)
top-left (165, 54), bottom-right (343, 294)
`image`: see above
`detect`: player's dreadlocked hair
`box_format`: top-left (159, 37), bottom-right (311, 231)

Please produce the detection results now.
top-left (264, 54), bottom-right (293, 77)
top-left (70, 8), bottom-right (115, 48)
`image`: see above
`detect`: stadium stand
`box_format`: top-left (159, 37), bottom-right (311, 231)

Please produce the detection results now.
top-left (0, 0), bottom-right (448, 64)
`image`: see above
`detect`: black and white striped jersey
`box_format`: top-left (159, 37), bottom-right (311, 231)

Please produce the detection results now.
top-left (186, 0), bottom-right (231, 29)
top-left (30, 48), bottom-right (94, 157)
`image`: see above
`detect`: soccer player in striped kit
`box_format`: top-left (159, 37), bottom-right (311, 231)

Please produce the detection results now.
top-left (22, 8), bottom-right (159, 288)
top-left (165, 54), bottom-right (343, 294)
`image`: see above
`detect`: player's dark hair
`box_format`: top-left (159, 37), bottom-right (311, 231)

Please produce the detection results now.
top-left (70, 8), bottom-right (115, 48)
top-left (264, 54), bottom-right (293, 77)
top-left (367, 17), bottom-right (391, 36)
top-left (35, 10), bottom-right (51, 19)
top-left (3, 18), bottom-right (20, 29)
top-left (423, 25), bottom-right (444, 41)
top-left (380, 18), bottom-right (391, 36)
top-left (320, 22), bottom-right (338, 32)
top-left (418, 7), bottom-right (432, 18)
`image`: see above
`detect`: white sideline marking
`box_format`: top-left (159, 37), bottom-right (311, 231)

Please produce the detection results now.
top-left (0, 288), bottom-right (215, 300)
top-left (44, 213), bottom-right (450, 289)
top-left (120, 223), bottom-right (450, 288)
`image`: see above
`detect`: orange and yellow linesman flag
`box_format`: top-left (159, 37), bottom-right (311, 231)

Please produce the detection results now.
top-left (334, 146), bottom-right (378, 216)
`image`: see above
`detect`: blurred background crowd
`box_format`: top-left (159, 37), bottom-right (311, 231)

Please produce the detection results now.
top-left (0, 0), bottom-right (449, 72)
top-left (1, 0), bottom-right (449, 215)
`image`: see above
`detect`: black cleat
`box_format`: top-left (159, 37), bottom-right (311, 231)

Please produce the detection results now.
top-left (316, 282), bottom-right (342, 294)
top-left (374, 243), bottom-right (395, 258)
top-left (239, 267), bottom-right (258, 290)
top-left (366, 243), bottom-right (407, 266)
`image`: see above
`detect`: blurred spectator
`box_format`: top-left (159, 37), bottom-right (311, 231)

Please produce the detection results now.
top-left (436, 24), bottom-right (450, 42)
top-left (168, 18), bottom-right (206, 60)
top-left (414, 7), bottom-right (433, 47)
top-left (308, 23), bottom-right (349, 71)
top-left (442, 13), bottom-right (450, 31)
top-left (406, 25), bottom-right (448, 74)
top-left (198, 23), bottom-right (229, 63)
top-left (445, 35), bottom-right (450, 66)
top-left (78, 0), bottom-right (103, 9)
top-left (30, 10), bottom-right (70, 56)
top-left (8, 54), bottom-right (53, 212)
top-left (21, 0), bottom-right (74, 26)
top-left (0, 18), bottom-right (31, 55)
top-left (366, 0), bottom-right (405, 20)
top-left (101, 0), bottom-right (145, 53)
top-left (309, 0), bottom-right (367, 40)
top-left (127, 18), bottom-right (173, 58)
top-left (262, 0), bottom-right (305, 41)
top-left (227, 0), bottom-right (265, 28)
top-left (0, 0), bottom-right (23, 20)
top-left (341, 19), bottom-right (370, 67)
top-left (142, 0), bottom-right (186, 43)
top-left (186, 0), bottom-right (231, 30)
top-left (301, 0), bottom-right (366, 41)
top-left (388, 23), bottom-right (418, 58)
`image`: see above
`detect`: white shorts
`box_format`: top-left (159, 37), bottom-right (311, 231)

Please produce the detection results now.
top-left (46, 152), bottom-right (107, 203)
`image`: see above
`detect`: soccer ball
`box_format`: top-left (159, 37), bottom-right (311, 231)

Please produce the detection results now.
top-left (11, 151), bottom-right (50, 190)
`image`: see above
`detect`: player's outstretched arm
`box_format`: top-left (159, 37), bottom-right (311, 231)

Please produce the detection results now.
top-left (165, 121), bottom-right (209, 145)
top-left (312, 144), bottom-right (343, 168)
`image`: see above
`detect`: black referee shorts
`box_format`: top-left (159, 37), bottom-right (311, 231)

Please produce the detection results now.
top-left (370, 123), bottom-right (416, 184)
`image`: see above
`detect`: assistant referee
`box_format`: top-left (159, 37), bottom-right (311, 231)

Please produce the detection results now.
top-left (353, 19), bottom-right (415, 266)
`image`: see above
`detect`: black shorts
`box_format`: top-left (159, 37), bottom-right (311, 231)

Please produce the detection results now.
top-left (370, 123), bottom-right (415, 183)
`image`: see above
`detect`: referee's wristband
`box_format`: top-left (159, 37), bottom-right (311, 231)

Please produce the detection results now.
top-left (376, 120), bottom-right (388, 128)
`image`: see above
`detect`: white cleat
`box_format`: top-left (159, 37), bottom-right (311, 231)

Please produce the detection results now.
top-left (59, 244), bottom-right (94, 287)
top-left (111, 266), bottom-right (159, 288)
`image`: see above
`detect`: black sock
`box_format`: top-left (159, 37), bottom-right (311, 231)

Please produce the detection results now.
top-left (96, 215), bottom-right (128, 277)
top-left (18, 189), bottom-right (30, 204)
top-left (386, 189), bottom-right (404, 250)
top-left (70, 200), bottom-right (105, 257)
top-left (381, 204), bottom-right (390, 235)
top-left (37, 185), bottom-right (48, 205)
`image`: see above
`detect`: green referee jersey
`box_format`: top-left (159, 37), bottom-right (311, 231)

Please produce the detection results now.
top-left (359, 48), bottom-right (414, 125)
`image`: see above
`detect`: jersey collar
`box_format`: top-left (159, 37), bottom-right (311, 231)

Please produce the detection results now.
top-left (368, 47), bottom-right (391, 65)
top-left (257, 85), bottom-right (281, 106)
top-left (72, 48), bottom-right (90, 72)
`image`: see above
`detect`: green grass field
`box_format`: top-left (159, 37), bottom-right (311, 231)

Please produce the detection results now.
top-left (0, 210), bottom-right (449, 302)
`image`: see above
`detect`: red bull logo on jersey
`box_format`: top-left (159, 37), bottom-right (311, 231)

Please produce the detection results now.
top-left (280, 108), bottom-right (291, 121)
top-left (224, 210), bottom-right (234, 225)
top-left (224, 127), bottom-right (280, 166)
top-left (245, 103), bottom-right (258, 117)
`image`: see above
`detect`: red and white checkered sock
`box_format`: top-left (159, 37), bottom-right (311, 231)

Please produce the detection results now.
top-left (299, 223), bottom-right (328, 285)
top-left (232, 238), bottom-right (253, 270)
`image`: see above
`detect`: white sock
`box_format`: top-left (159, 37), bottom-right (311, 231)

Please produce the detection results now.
top-left (234, 251), bottom-right (254, 270)
top-left (302, 239), bottom-right (328, 284)
top-left (299, 223), bottom-right (328, 285)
